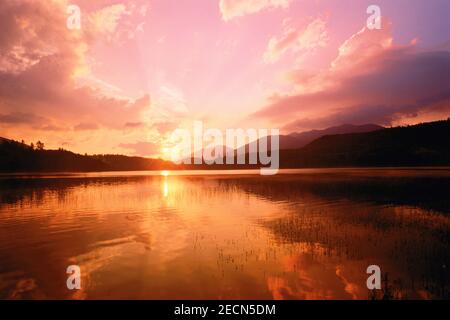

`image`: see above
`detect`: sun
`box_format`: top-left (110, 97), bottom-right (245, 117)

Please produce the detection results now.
top-left (161, 170), bottom-right (170, 177)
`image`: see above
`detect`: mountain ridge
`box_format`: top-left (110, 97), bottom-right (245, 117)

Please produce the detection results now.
top-left (279, 119), bottom-right (450, 168)
top-left (239, 123), bottom-right (383, 153)
top-left (1, 120), bottom-right (449, 172)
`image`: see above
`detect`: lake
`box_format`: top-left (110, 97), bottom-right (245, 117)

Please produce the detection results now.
top-left (0, 168), bottom-right (449, 299)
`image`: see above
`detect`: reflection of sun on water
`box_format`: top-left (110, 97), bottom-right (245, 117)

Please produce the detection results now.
top-left (161, 171), bottom-right (170, 197)
top-left (163, 179), bottom-right (169, 197)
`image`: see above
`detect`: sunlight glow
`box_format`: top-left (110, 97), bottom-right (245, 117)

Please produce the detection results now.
top-left (161, 170), bottom-right (170, 177)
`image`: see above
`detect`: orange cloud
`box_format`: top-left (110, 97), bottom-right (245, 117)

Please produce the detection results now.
top-left (220, 0), bottom-right (291, 21)
top-left (0, 0), bottom-right (168, 160)
top-left (119, 141), bottom-right (160, 157)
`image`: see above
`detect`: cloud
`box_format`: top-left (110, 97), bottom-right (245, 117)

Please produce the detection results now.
top-left (139, 3), bottom-right (150, 17)
top-left (119, 141), bottom-right (160, 157)
top-left (124, 122), bottom-right (145, 129)
top-left (0, 112), bottom-right (46, 125)
top-left (88, 4), bottom-right (128, 37)
top-left (153, 121), bottom-right (179, 135)
top-left (74, 123), bottom-right (99, 131)
top-left (330, 23), bottom-right (393, 72)
top-left (0, 0), bottom-right (151, 132)
top-left (86, 3), bottom-right (147, 42)
top-left (264, 18), bottom-right (329, 63)
top-left (0, 0), bottom-right (83, 74)
top-left (0, 111), bottom-right (69, 132)
top-left (219, 0), bottom-right (291, 21)
top-left (40, 124), bottom-right (66, 132)
top-left (282, 104), bottom-right (420, 132)
top-left (254, 24), bottom-right (450, 131)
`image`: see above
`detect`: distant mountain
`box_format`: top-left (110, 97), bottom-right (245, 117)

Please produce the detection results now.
top-left (239, 124), bottom-right (383, 153)
top-left (287, 124), bottom-right (384, 149)
top-left (279, 119), bottom-right (450, 168)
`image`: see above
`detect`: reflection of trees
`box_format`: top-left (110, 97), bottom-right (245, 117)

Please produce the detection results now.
top-left (219, 173), bottom-right (450, 214)
top-left (217, 174), bottom-right (450, 299)
top-left (0, 176), bottom-right (146, 209)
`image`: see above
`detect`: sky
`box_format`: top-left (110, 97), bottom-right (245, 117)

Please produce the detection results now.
top-left (0, 0), bottom-right (449, 158)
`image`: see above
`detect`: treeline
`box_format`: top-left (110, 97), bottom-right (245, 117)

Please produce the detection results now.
top-left (0, 138), bottom-right (176, 172)
top-left (1, 118), bottom-right (450, 172)
top-left (279, 118), bottom-right (450, 167)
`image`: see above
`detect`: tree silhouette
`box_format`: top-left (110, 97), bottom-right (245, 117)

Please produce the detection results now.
top-left (36, 141), bottom-right (45, 150)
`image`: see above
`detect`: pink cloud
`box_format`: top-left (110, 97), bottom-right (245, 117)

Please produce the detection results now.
top-left (254, 24), bottom-right (450, 132)
top-left (264, 17), bottom-right (329, 63)
top-left (0, 0), bottom-right (162, 155)
top-left (87, 4), bottom-right (128, 40)
top-left (219, 0), bottom-right (291, 21)
top-left (0, 0), bottom-right (82, 74)
top-left (84, 1), bottom-right (149, 43)
top-left (0, 0), bottom-right (152, 131)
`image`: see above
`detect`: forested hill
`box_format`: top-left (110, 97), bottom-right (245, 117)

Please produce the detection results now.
top-left (0, 138), bottom-right (176, 172)
top-left (279, 119), bottom-right (450, 167)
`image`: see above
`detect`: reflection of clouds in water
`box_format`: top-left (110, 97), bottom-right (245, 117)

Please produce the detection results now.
top-left (266, 247), bottom-right (366, 300)
top-left (68, 236), bottom-right (133, 299)
top-left (335, 266), bottom-right (363, 300)
top-left (0, 170), bottom-right (449, 299)
top-left (1, 272), bottom-right (45, 299)
top-left (264, 201), bottom-right (450, 299)
top-left (67, 232), bottom-right (154, 299)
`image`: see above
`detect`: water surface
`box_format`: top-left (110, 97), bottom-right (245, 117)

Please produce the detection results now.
top-left (0, 168), bottom-right (449, 299)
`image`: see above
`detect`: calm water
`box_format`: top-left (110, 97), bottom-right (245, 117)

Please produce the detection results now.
top-left (0, 168), bottom-right (449, 299)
